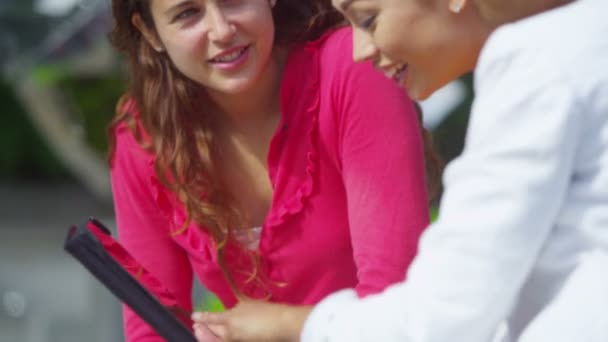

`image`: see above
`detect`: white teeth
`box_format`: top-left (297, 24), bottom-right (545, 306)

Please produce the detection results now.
top-left (383, 64), bottom-right (406, 80)
top-left (393, 64), bottom-right (408, 82)
top-left (212, 47), bottom-right (246, 63)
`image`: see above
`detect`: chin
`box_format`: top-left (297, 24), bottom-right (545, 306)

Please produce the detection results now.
top-left (216, 77), bottom-right (257, 94)
top-left (405, 84), bottom-right (432, 101)
top-left (407, 77), bottom-right (447, 101)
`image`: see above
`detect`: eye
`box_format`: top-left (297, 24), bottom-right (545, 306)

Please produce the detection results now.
top-left (172, 8), bottom-right (200, 23)
top-left (358, 15), bottom-right (377, 30)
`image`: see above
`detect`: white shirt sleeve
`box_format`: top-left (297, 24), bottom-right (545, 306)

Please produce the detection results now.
top-left (300, 32), bottom-right (583, 342)
top-left (518, 250), bottom-right (608, 342)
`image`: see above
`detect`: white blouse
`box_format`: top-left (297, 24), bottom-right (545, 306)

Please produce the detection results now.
top-left (301, 0), bottom-right (608, 341)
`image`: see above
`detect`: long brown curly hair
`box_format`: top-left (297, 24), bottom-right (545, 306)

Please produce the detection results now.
top-left (107, 0), bottom-right (440, 299)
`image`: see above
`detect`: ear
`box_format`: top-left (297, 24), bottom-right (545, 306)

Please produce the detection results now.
top-left (448, 0), bottom-right (468, 13)
top-left (132, 13), bottom-right (164, 52)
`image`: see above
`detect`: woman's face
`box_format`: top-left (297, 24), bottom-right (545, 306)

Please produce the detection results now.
top-left (136, 0), bottom-right (276, 95)
top-left (333, 0), bottom-right (484, 100)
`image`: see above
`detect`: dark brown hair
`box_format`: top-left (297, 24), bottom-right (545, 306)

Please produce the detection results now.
top-left (107, 0), bottom-right (439, 299)
top-left (413, 102), bottom-right (443, 202)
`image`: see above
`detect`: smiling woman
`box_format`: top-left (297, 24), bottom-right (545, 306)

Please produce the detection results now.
top-left (331, 0), bottom-right (485, 100)
top-left (131, 0), bottom-right (277, 96)
top-left (105, 0), bottom-right (439, 341)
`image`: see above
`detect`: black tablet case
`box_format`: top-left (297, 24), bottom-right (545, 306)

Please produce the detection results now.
top-left (64, 217), bottom-right (196, 342)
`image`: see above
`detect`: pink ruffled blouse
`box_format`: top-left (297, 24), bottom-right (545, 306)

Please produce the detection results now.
top-left (111, 27), bottom-right (429, 341)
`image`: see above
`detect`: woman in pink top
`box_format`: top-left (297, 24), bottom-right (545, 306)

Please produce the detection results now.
top-left (108, 0), bottom-right (438, 340)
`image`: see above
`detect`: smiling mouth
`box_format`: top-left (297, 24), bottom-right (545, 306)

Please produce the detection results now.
top-left (382, 63), bottom-right (409, 84)
top-left (209, 45), bottom-right (250, 64)
top-left (392, 64), bottom-right (409, 83)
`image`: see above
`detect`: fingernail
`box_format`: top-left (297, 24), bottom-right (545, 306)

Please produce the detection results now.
top-left (191, 312), bottom-right (203, 320)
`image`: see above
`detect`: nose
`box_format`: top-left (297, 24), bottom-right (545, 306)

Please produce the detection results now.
top-left (207, 6), bottom-right (236, 43)
top-left (352, 28), bottom-right (378, 63)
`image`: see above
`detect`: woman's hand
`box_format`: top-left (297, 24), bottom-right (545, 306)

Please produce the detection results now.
top-left (192, 320), bottom-right (224, 342)
top-left (192, 300), bottom-right (312, 342)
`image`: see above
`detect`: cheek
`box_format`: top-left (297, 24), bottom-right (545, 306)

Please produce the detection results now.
top-left (233, 12), bottom-right (275, 66)
top-left (374, 10), bottom-right (417, 61)
top-left (162, 30), bottom-right (206, 62)
top-left (162, 39), bottom-right (211, 82)
top-left (226, 1), bottom-right (275, 35)
top-left (375, 25), bottom-right (407, 62)
top-left (237, 10), bottom-right (275, 44)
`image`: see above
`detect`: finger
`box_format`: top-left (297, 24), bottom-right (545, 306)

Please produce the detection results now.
top-left (193, 324), bottom-right (208, 342)
top-left (191, 312), bottom-right (207, 323)
top-left (195, 311), bottom-right (230, 325)
top-left (207, 323), bottom-right (228, 340)
top-left (190, 312), bottom-right (225, 324)
top-left (193, 323), bottom-right (223, 342)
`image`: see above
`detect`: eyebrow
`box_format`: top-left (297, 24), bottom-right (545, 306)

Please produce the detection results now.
top-left (339, 0), bottom-right (356, 12)
top-left (164, 0), bottom-right (194, 15)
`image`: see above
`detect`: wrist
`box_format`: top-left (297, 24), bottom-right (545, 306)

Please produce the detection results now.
top-left (279, 305), bottom-right (313, 342)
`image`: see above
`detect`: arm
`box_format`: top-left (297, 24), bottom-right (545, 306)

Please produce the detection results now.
top-left (518, 251), bottom-right (608, 342)
top-left (335, 57), bottom-right (430, 296)
top-left (111, 123), bottom-right (194, 341)
top-left (302, 44), bottom-right (581, 341)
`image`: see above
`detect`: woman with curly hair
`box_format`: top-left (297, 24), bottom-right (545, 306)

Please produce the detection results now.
top-left (107, 0), bottom-right (438, 340)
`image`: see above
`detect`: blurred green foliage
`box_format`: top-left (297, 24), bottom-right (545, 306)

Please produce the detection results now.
top-left (197, 294), bottom-right (226, 313)
top-left (31, 64), bottom-right (69, 86)
top-left (0, 69), bottom-right (125, 180)
top-left (57, 73), bottom-right (125, 155)
top-left (0, 78), bottom-right (69, 180)
top-left (433, 74), bottom-right (473, 164)
top-left (430, 207), bottom-right (439, 222)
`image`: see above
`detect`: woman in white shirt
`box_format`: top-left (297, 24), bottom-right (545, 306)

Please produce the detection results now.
top-left (192, 0), bottom-right (608, 341)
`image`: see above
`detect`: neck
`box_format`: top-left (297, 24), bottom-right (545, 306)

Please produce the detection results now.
top-left (207, 48), bottom-right (286, 134)
top-left (455, 3), bottom-right (495, 73)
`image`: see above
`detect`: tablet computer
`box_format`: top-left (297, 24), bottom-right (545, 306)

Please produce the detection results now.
top-left (64, 217), bottom-right (196, 342)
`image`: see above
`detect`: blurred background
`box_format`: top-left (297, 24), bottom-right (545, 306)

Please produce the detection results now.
top-left (0, 0), bottom-right (473, 341)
